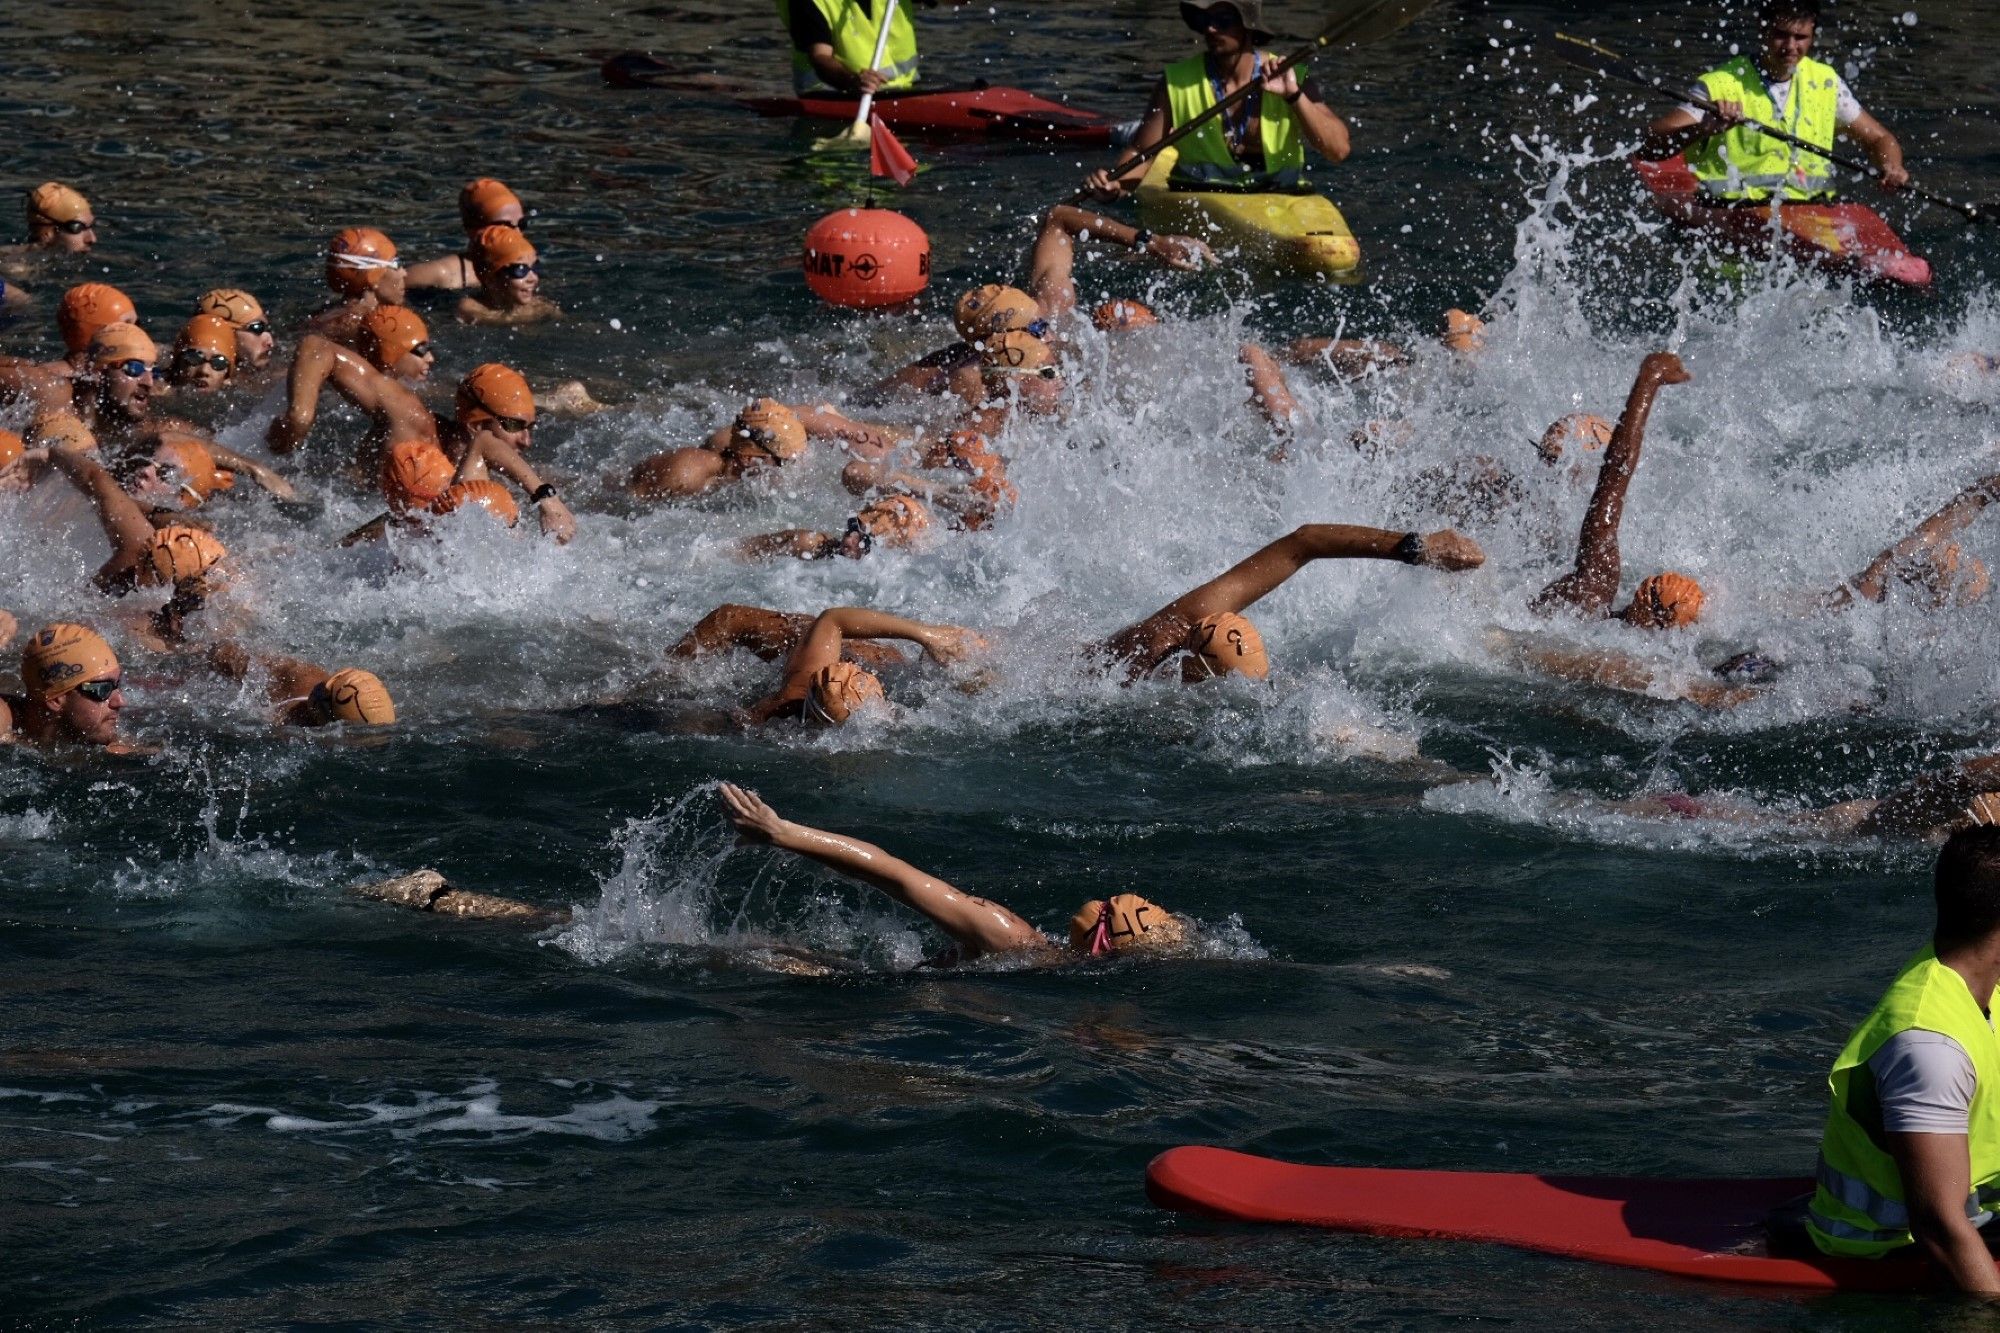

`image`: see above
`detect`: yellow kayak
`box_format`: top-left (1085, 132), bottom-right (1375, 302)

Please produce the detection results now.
top-left (1135, 147), bottom-right (1362, 282)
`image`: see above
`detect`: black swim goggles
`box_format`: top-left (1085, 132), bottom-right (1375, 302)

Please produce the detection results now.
top-left (499, 262), bottom-right (540, 281)
top-left (842, 517), bottom-right (876, 555)
top-left (239, 320), bottom-right (271, 336)
top-left (43, 218), bottom-right (93, 234)
top-left (73, 676), bottom-right (121, 703)
top-left (175, 348), bottom-right (230, 372)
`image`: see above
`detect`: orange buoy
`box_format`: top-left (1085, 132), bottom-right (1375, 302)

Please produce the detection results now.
top-left (803, 208), bottom-right (930, 309)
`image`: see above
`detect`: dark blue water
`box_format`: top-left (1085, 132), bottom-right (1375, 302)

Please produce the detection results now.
top-left (5, 1), bottom-right (2000, 1325)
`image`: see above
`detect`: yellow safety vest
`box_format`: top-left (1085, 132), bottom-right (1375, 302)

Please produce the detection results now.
top-left (1163, 53), bottom-right (1306, 192)
top-left (1687, 55), bottom-right (1839, 202)
top-left (779, 0), bottom-right (919, 96)
top-left (1807, 949), bottom-right (2000, 1257)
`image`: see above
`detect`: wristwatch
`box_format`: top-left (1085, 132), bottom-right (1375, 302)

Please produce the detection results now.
top-left (529, 483), bottom-right (558, 504)
top-left (1392, 531), bottom-right (1426, 565)
top-left (1130, 228), bottom-right (1153, 252)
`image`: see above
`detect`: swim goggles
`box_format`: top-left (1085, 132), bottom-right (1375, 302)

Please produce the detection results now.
top-left (175, 348), bottom-right (230, 372)
top-left (74, 676), bottom-right (121, 703)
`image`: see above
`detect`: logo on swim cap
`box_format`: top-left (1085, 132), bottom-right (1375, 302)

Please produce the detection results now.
top-left (58, 283), bottom-right (136, 355)
top-left (472, 225), bottom-right (536, 276)
top-left (379, 439), bottom-right (454, 512)
top-left (21, 622), bottom-right (118, 702)
top-left (953, 285), bottom-right (1040, 342)
top-left (806, 661), bottom-right (885, 726)
top-left (313, 668), bottom-right (397, 725)
top-left (1537, 413), bottom-right (1613, 464)
top-left (855, 494), bottom-right (931, 548)
top-left (326, 227), bottom-right (399, 296)
top-left (429, 478), bottom-right (521, 528)
top-left (1186, 612), bottom-right (1270, 681)
top-left (195, 288), bottom-right (265, 328)
top-left (360, 305), bottom-right (431, 375)
top-left (1623, 572), bottom-right (1704, 630)
top-left (455, 363), bottom-right (535, 427)
top-left (28, 182), bottom-right (90, 226)
top-left (142, 525), bottom-right (227, 587)
top-left (1092, 299), bottom-right (1157, 332)
top-left (731, 399), bottom-right (808, 462)
top-left (88, 322), bottom-right (157, 369)
top-left (1067, 894), bottom-right (1186, 956)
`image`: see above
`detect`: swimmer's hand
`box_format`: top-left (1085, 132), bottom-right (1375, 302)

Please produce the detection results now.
top-left (918, 625), bottom-right (988, 667)
top-left (266, 413), bottom-right (309, 455)
top-left (0, 609), bottom-right (15, 651)
top-left (1415, 529), bottom-right (1485, 571)
top-left (1639, 351), bottom-right (1691, 386)
top-left (720, 782), bottom-right (791, 846)
top-left (535, 494), bottom-right (577, 545)
top-left (1147, 234), bottom-right (1213, 272)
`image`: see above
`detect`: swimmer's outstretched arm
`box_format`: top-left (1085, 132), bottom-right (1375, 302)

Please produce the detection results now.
top-left (719, 783), bottom-right (1046, 959)
top-left (45, 442), bottom-right (156, 585)
top-left (1532, 351), bottom-right (1690, 618)
top-left (459, 435), bottom-right (577, 544)
top-left (791, 404), bottom-right (912, 461)
top-left (1239, 343), bottom-right (1301, 439)
top-left (189, 438), bottom-right (299, 503)
top-left (1484, 628), bottom-right (1754, 709)
top-left (1027, 204), bottom-right (1213, 316)
top-left (743, 609), bottom-right (980, 722)
top-left (1835, 472), bottom-right (2000, 606)
top-left (1280, 337), bottom-right (1408, 376)
top-left (672, 604), bottom-right (814, 661)
top-left (736, 528), bottom-right (839, 562)
top-left (1853, 754), bottom-right (2000, 838)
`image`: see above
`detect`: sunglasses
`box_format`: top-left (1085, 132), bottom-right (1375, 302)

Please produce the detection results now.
top-left (1181, 4), bottom-right (1244, 32)
top-left (176, 348), bottom-right (230, 372)
top-left (842, 517), bottom-right (876, 555)
top-left (498, 262), bottom-right (540, 280)
top-left (240, 320), bottom-right (271, 336)
top-left (74, 676), bottom-right (121, 703)
top-left (42, 217), bottom-right (94, 234)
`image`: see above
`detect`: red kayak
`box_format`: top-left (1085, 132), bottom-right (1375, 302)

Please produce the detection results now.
top-left (1634, 154), bottom-right (1931, 288)
top-left (1147, 1146), bottom-right (1943, 1291)
top-left (740, 85), bottom-right (1116, 145)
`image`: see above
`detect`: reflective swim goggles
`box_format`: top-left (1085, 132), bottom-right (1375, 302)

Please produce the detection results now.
top-left (175, 348), bottom-right (230, 372)
top-left (406, 341), bottom-right (434, 360)
top-left (239, 320), bottom-right (271, 336)
top-left (74, 676), bottom-right (121, 703)
top-left (498, 262), bottom-right (540, 280)
top-left (111, 359), bottom-right (154, 380)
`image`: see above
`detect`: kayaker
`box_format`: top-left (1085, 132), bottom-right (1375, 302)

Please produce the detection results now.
top-left (1641, 0), bottom-right (1908, 201)
top-left (1083, 0), bottom-right (1351, 200)
top-left (779, 0), bottom-right (968, 97)
top-left (1795, 826), bottom-right (2000, 1291)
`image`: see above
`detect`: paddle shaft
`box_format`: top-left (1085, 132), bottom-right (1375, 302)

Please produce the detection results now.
top-left (1554, 32), bottom-right (1988, 224)
top-left (849, 0), bottom-right (903, 132)
top-left (1064, 2), bottom-right (1390, 207)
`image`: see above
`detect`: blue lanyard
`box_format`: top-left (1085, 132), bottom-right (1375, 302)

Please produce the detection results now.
top-left (1209, 51), bottom-right (1262, 159)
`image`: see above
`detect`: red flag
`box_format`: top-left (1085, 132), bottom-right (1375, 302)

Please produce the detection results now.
top-left (869, 113), bottom-right (917, 186)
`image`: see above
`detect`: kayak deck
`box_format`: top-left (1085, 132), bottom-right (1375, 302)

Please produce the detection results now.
top-left (1633, 154), bottom-right (1931, 288)
top-left (739, 84), bottom-right (1116, 145)
top-left (1147, 1146), bottom-right (1942, 1291)
top-left (1135, 148), bottom-right (1361, 282)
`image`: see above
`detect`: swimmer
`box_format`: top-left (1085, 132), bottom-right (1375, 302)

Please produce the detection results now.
top-left (307, 227), bottom-right (406, 347)
top-left (442, 363), bottom-right (575, 543)
top-left (685, 605), bottom-right (981, 727)
top-left (40, 445), bottom-right (226, 629)
top-left (269, 332), bottom-right (440, 465)
top-left (404, 178), bottom-right (526, 293)
top-left (0, 623), bottom-right (129, 750)
top-left (839, 429), bottom-right (1017, 531)
top-left (166, 313), bottom-right (236, 395)
top-left (193, 289), bottom-right (277, 372)
top-left (1280, 308), bottom-right (1485, 378)
top-left (201, 641), bottom-right (396, 728)
top-left (671, 603), bottom-right (914, 674)
top-left (626, 398), bottom-right (908, 501)
top-left (357, 305), bottom-right (436, 384)
top-left (738, 493), bottom-right (932, 562)
top-left (455, 225), bottom-right (560, 326)
top-left (1824, 470), bottom-right (2000, 610)
top-left (0, 183), bottom-right (96, 278)
top-left (0, 283), bottom-right (138, 411)
top-left (350, 869), bottom-right (568, 925)
top-left (953, 331), bottom-right (1067, 437)
top-left (1608, 760), bottom-right (2000, 844)
top-left (719, 783), bottom-right (1188, 966)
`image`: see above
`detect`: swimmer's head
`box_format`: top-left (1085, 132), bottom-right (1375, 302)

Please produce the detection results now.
top-left (954, 284), bottom-right (1041, 342)
top-left (472, 225), bottom-right (539, 302)
top-left (805, 660), bottom-right (886, 726)
top-left (1092, 298), bottom-right (1158, 332)
top-left (1441, 308), bottom-right (1486, 356)
top-left (1900, 542), bottom-right (1993, 610)
top-left (454, 363), bottom-right (536, 441)
top-left (27, 182), bottom-right (95, 251)
top-left (325, 227), bottom-right (400, 297)
top-left (1620, 571), bottom-right (1705, 630)
top-left (429, 478), bottom-right (521, 528)
top-left (1537, 412), bottom-right (1613, 464)
top-left (979, 330), bottom-right (1062, 411)
top-left (358, 304), bottom-right (433, 381)
top-left (848, 494), bottom-right (931, 555)
top-left (87, 324), bottom-right (158, 418)
top-left (728, 398), bottom-right (808, 464)
top-left (59, 283), bottom-right (137, 355)
top-left (1183, 611), bottom-right (1269, 682)
top-left (141, 525), bottom-right (227, 588)
top-left (195, 288), bottom-right (274, 370)
top-left (144, 436), bottom-right (231, 509)
top-left (20, 623), bottom-right (122, 743)
top-left (1067, 893), bottom-right (1187, 957)
top-left (169, 313), bottom-right (237, 393)
top-left (0, 429), bottom-right (21, 474)
top-left (459, 177), bottom-right (524, 234)
top-left (917, 428), bottom-right (997, 472)
top-left (302, 668), bottom-right (397, 727)
top-left (379, 438), bottom-right (455, 513)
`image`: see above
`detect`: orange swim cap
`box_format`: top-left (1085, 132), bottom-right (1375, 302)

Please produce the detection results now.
top-left (1067, 893), bottom-right (1186, 956)
top-left (358, 305), bottom-right (430, 375)
top-left (459, 177), bottom-right (523, 232)
top-left (21, 623), bottom-right (118, 702)
top-left (27, 182), bottom-right (90, 226)
top-left (806, 660), bottom-right (885, 725)
top-left (1187, 611), bottom-right (1270, 680)
top-left (1442, 308), bottom-right (1486, 355)
top-left (0, 429), bottom-right (21, 473)
top-left (194, 288), bottom-right (266, 329)
top-left (325, 227), bottom-right (400, 296)
top-left (979, 330), bottom-right (1056, 375)
top-left (1623, 572), bottom-right (1704, 630)
top-left (472, 224), bottom-right (536, 276)
top-left (1092, 299), bottom-right (1158, 332)
top-left (855, 494), bottom-right (931, 548)
top-left (88, 323), bottom-right (157, 370)
top-left (379, 439), bottom-right (455, 512)
top-left (314, 668), bottom-right (397, 725)
top-left (954, 284), bottom-right (1040, 342)
top-left (174, 313), bottom-right (237, 365)
top-left (730, 398), bottom-right (807, 462)
top-left (151, 437), bottom-right (230, 506)
top-left (455, 363), bottom-right (536, 427)
top-left (918, 428), bottom-right (997, 472)
top-left (430, 478), bottom-right (521, 527)
top-left (142, 525), bottom-right (227, 587)
top-left (58, 283), bottom-right (137, 355)
top-left (1537, 412), bottom-right (1613, 463)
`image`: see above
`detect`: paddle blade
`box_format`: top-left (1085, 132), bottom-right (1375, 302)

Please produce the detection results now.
top-left (869, 114), bottom-right (917, 186)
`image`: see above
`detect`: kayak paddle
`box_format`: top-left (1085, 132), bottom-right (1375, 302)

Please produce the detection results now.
top-left (816, 0), bottom-right (904, 150)
top-left (1068, 0), bottom-right (1438, 206)
top-left (1545, 29), bottom-right (1993, 225)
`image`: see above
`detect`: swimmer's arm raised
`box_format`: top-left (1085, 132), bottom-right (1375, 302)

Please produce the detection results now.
top-left (45, 440), bottom-right (154, 583)
top-left (1533, 351), bottom-right (1689, 618)
top-left (799, 608), bottom-right (980, 667)
top-left (1839, 473), bottom-right (2000, 605)
top-left (268, 334), bottom-right (351, 453)
top-left (719, 783), bottom-right (1044, 957)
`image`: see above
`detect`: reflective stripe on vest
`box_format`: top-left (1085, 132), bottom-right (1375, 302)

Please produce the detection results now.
top-left (1806, 950), bottom-right (2000, 1259)
top-left (1686, 56), bottom-right (1837, 202)
top-left (1162, 53), bottom-right (1306, 192)
top-left (778, 0), bottom-right (919, 95)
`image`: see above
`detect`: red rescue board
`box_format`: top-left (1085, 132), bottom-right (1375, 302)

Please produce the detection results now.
top-left (1146, 1146), bottom-right (1943, 1291)
top-left (739, 86), bottom-right (1116, 145)
top-left (1633, 154), bottom-right (1931, 288)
